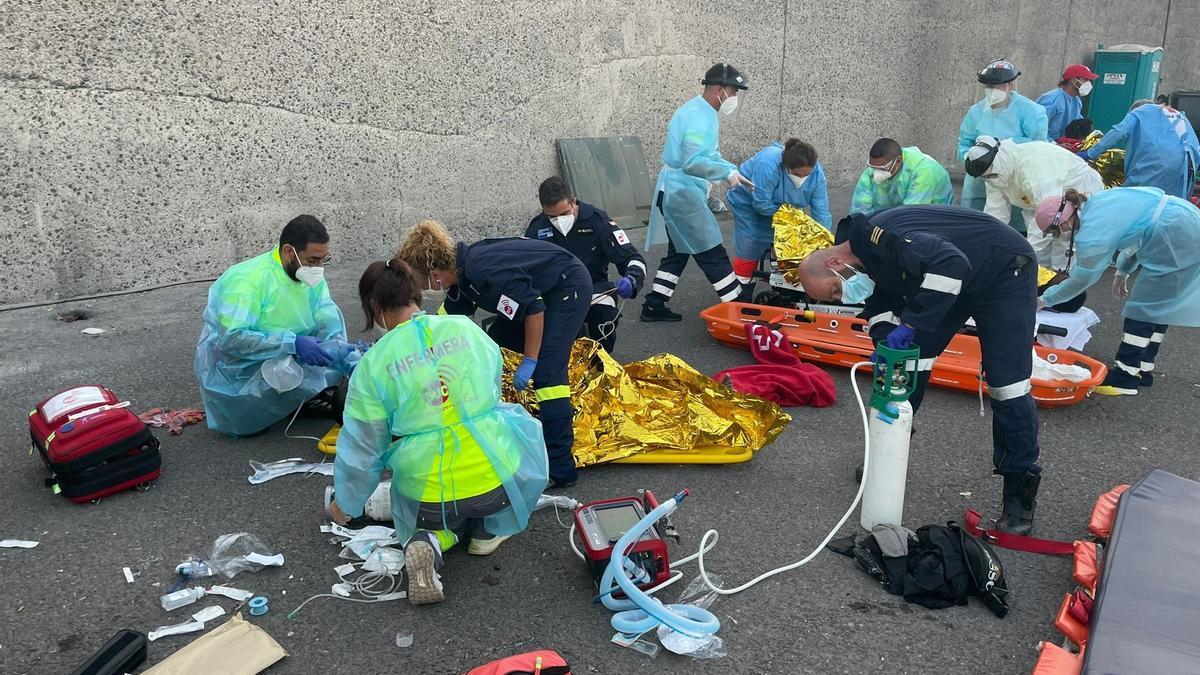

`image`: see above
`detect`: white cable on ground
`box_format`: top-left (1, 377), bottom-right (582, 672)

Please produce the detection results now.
top-left (563, 360), bottom-right (875, 599)
top-left (288, 561), bottom-right (404, 618)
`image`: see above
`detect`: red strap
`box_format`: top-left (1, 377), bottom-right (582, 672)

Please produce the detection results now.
top-left (964, 509), bottom-right (1075, 555)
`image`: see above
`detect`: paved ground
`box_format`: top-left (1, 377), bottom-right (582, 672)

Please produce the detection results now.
top-left (1, 211), bottom-right (1197, 674)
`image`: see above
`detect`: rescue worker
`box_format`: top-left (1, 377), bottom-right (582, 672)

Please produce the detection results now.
top-left (727, 138), bottom-right (831, 294)
top-left (195, 215), bottom-right (353, 437)
top-left (965, 136), bottom-right (1104, 270)
top-left (957, 59), bottom-right (1049, 231)
top-left (1082, 99), bottom-right (1200, 199)
top-left (1036, 188), bottom-right (1200, 396)
top-left (793, 205), bottom-right (1043, 535)
top-left (1036, 64), bottom-right (1099, 140)
top-left (642, 63), bottom-right (752, 322)
top-left (849, 138), bottom-right (954, 215)
top-left (329, 257), bottom-right (548, 605)
top-left (525, 176), bottom-right (647, 353)
top-left (394, 219), bottom-right (590, 488)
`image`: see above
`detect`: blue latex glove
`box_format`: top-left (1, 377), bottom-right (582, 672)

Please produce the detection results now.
top-left (295, 335), bottom-right (333, 367)
top-left (884, 323), bottom-right (915, 350)
top-left (615, 276), bottom-right (635, 299)
top-left (1075, 150), bottom-right (1090, 160)
top-left (513, 356), bottom-right (538, 391)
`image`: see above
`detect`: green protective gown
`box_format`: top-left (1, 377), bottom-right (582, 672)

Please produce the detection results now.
top-left (334, 313), bottom-right (548, 549)
top-left (194, 249), bottom-right (347, 436)
top-left (849, 146), bottom-right (954, 215)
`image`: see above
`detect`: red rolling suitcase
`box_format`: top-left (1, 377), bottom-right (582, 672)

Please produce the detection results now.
top-left (28, 385), bottom-right (161, 503)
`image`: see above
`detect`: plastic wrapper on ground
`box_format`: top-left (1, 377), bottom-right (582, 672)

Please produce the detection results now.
top-left (502, 339), bottom-right (791, 467)
top-left (772, 204), bottom-right (834, 285)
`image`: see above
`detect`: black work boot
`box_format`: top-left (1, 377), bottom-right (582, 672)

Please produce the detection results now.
top-left (640, 303), bottom-right (682, 322)
top-left (735, 282), bottom-right (756, 303)
top-left (997, 471), bottom-right (1040, 536)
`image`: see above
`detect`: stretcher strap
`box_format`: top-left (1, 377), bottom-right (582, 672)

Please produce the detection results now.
top-left (963, 509), bottom-right (1074, 555)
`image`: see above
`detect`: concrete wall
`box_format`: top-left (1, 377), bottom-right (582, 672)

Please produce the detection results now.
top-left (1, 0), bottom-right (1194, 304)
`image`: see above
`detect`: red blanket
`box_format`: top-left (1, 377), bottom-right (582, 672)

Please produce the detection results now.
top-left (713, 322), bottom-right (836, 407)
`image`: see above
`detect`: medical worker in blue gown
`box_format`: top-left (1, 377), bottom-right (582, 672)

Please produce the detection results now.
top-left (957, 59), bottom-right (1048, 233)
top-left (195, 215), bottom-right (354, 437)
top-left (641, 63), bottom-right (753, 322)
top-left (1036, 188), bottom-right (1200, 396)
top-left (1083, 100), bottom-right (1200, 200)
top-left (330, 257), bottom-right (548, 606)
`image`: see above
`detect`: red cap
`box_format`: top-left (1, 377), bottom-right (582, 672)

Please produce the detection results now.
top-left (1063, 64), bottom-right (1099, 81)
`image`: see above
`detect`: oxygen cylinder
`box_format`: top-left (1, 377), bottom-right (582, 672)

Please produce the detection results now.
top-left (325, 481), bottom-right (392, 522)
top-left (860, 400), bottom-right (914, 530)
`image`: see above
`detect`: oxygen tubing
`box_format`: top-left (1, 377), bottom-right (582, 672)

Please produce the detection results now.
top-left (598, 491), bottom-right (721, 640)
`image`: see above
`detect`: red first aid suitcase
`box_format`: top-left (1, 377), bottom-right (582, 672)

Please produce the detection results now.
top-left (28, 385), bottom-right (161, 503)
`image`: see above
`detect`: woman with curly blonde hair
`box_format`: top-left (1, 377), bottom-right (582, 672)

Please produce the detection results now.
top-left (395, 219), bottom-right (591, 487)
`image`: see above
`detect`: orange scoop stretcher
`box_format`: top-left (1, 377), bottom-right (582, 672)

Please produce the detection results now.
top-left (701, 303), bottom-right (1107, 408)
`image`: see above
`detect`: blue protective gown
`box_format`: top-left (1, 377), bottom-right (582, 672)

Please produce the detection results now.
top-left (1041, 188), bottom-right (1200, 327)
top-left (194, 249), bottom-right (348, 436)
top-left (1036, 87), bottom-right (1083, 140)
top-left (334, 313), bottom-right (549, 547)
top-left (645, 95), bottom-right (737, 254)
top-left (1087, 104), bottom-right (1200, 199)
top-left (726, 142), bottom-right (831, 260)
top-left (957, 93), bottom-right (1049, 212)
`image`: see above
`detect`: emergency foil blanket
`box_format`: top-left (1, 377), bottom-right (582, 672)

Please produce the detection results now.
top-left (772, 204), bottom-right (834, 285)
top-left (1080, 131), bottom-right (1126, 188)
top-left (502, 339), bottom-right (790, 467)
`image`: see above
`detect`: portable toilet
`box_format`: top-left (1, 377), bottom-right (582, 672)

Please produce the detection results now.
top-left (1086, 45), bottom-right (1164, 133)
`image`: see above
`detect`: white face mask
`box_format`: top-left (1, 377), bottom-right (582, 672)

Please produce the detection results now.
top-left (423, 277), bottom-right (446, 303)
top-left (985, 88), bottom-right (1010, 106)
top-left (290, 249), bottom-right (325, 288)
top-left (550, 213), bottom-right (576, 236)
top-left (1078, 81), bottom-right (1093, 97)
top-left (788, 173), bottom-right (809, 189)
top-left (872, 169), bottom-right (893, 185)
top-left (719, 92), bottom-right (739, 116)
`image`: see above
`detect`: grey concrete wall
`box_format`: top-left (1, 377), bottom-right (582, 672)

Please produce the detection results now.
top-left (0, 0), bottom-right (1193, 304)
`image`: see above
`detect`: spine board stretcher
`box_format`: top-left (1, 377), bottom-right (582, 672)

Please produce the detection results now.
top-left (701, 303), bottom-right (1106, 408)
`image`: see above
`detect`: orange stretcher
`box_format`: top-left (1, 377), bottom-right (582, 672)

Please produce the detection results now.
top-left (700, 303), bottom-right (1107, 408)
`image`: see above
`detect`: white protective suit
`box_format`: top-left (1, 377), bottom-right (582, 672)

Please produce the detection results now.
top-left (982, 140), bottom-right (1105, 270)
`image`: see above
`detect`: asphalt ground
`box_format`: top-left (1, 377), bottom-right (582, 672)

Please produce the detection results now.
top-left (1, 211), bottom-right (1197, 674)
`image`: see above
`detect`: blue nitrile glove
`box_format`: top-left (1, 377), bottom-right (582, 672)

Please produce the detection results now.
top-left (1075, 150), bottom-right (1090, 160)
top-left (513, 356), bottom-right (538, 391)
top-left (295, 335), bottom-right (334, 367)
top-left (884, 323), bottom-right (915, 350)
top-left (615, 276), bottom-right (635, 299)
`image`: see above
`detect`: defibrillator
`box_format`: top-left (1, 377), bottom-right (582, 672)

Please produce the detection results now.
top-left (574, 490), bottom-right (679, 593)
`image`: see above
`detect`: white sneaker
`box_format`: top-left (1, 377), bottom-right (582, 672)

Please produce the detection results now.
top-left (404, 540), bottom-right (444, 605)
top-left (467, 534), bottom-right (512, 556)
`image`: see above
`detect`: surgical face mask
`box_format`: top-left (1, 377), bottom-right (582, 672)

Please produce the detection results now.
top-left (550, 213), bottom-right (575, 236)
top-left (719, 92), bottom-right (739, 116)
top-left (423, 277), bottom-right (446, 303)
top-left (788, 173), bottom-right (809, 189)
top-left (293, 255), bottom-right (325, 288)
top-left (833, 266), bottom-right (876, 304)
top-left (871, 169), bottom-right (893, 185)
top-left (1078, 81), bottom-right (1093, 97)
top-left (374, 320), bottom-right (388, 334)
top-left (985, 87), bottom-right (1009, 106)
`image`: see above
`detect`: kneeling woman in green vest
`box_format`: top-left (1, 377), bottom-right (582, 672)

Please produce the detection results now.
top-left (329, 257), bottom-right (549, 605)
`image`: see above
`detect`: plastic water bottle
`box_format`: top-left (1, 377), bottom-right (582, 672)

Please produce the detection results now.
top-left (160, 587), bottom-right (205, 611)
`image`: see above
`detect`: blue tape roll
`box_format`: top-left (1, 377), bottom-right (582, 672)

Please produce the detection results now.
top-left (248, 596), bottom-right (269, 616)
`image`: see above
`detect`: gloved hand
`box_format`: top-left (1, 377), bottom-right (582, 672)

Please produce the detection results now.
top-left (884, 323), bottom-right (915, 350)
top-left (1113, 273), bottom-right (1130, 299)
top-left (1075, 150), bottom-right (1091, 160)
top-left (615, 275), bottom-right (636, 299)
top-left (295, 336), bottom-right (334, 367)
top-left (727, 170), bottom-right (755, 191)
top-left (513, 356), bottom-right (538, 391)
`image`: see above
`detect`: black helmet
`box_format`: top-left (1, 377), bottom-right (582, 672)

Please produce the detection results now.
top-left (964, 136), bottom-right (1001, 177)
top-left (702, 63), bottom-right (749, 90)
top-left (977, 59), bottom-right (1020, 85)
